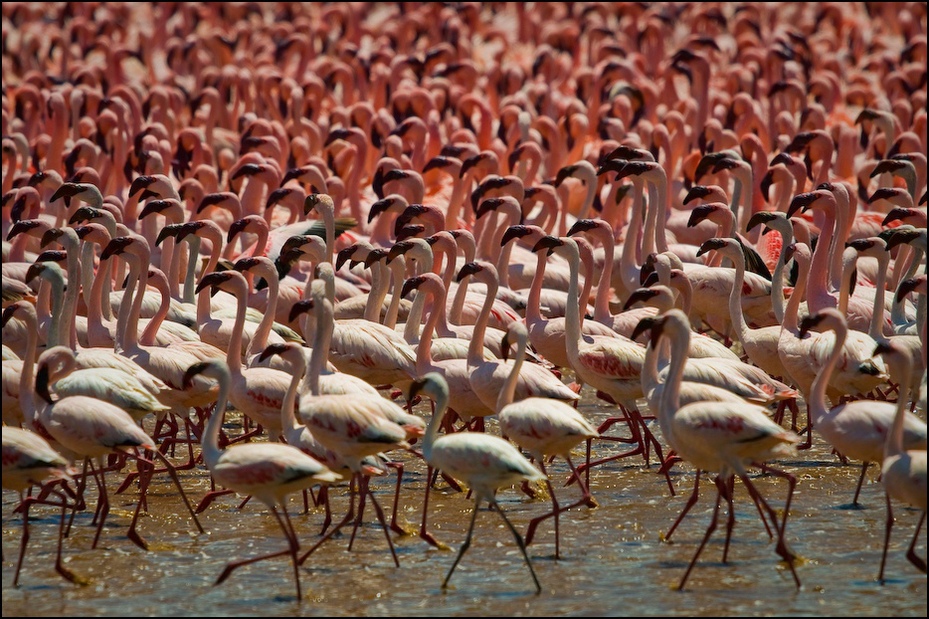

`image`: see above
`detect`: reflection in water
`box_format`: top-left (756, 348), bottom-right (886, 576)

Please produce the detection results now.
top-left (3, 390), bottom-right (926, 616)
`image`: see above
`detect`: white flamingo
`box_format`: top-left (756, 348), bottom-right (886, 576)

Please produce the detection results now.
top-left (409, 372), bottom-right (546, 593)
top-left (181, 358), bottom-right (340, 599)
top-left (873, 340), bottom-right (927, 582)
top-left (496, 321), bottom-right (600, 559)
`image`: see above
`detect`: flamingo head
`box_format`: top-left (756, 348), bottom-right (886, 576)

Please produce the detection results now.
top-left (696, 237), bottom-right (730, 257)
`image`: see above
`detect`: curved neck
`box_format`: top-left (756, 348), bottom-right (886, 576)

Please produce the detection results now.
top-left (246, 269), bottom-right (278, 358)
top-left (892, 246), bottom-right (925, 327)
top-left (526, 249), bottom-right (548, 325)
top-left (63, 244), bottom-right (81, 350)
top-left (140, 273), bottom-right (172, 347)
top-left (620, 177), bottom-right (646, 295)
top-left (496, 332), bottom-right (527, 411)
top-left (85, 255), bottom-right (113, 347)
top-left (17, 309), bottom-right (38, 425)
top-left (182, 235), bottom-right (201, 305)
top-left (202, 370), bottom-right (230, 470)
top-left (120, 256), bottom-right (146, 353)
top-left (806, 206), bottom-right (837, 313)
top-left (562, 243), bottom-right (582, 366)
top-left (808, 322), bottom-right (846, 423)
top-left (282, 356), bottom-right (305, 438)
top-left (657, 327), bottom-right (689, 431)
top-left (421, 383), bottom-right (449, 463)
top-left (385, 258), bottom-right (405, 330)
top-left (225, 282), bottom-right (247, 375)
top-left (304, 293), bottom-right (334, 396)
top-left (885, 358), bottom-right (913, 457)
top-left (467, 271), bottom-right (498, 366)
top-left (364, 261), bottom-right (390, 324)
top-left (782, 253), bottom-right (810, 333)
top-left (769, 223), bottom-right (794, 324)
top-left (868, 252), bottom-right (890, 340)
top-left (414, 284), bottom-right (440, 374)
top-left (592, 229), bottom-right (615, 324)
top-left (725, 245), bottom-right (751, 344)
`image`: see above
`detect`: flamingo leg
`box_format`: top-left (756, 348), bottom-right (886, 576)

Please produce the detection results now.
top-left (737, 470), bottom-right (801, 589)
top-left (90, 460), bottom-right (110, 550)
top-left (525, 456), bottom-right (598, 555)
top-left (125, 452), bottom-right (152, 550)
top-left (442, 498), bottom-right (480, 589)
top-left (491, 498), bottom-right (542, 594)
top-left (215, 505), bottom-right (299, 595)
top-left (298, 474), bottom-right (358, 565)
top-left (851, 461), bottom-right (870, 506)
top-left (677, 475), bottom-right (726, 591)
top-left (721, 476), bottom-right (736, 563)
top-left (362, 476), bottom-right (401, 567)
top-left (383, 460), bottom-right (410, 535)
top-left (878, 491), bottom-right (894, 584)
top-left (12, 491), bottom-right (30, 587)
top-left (418, 465), bottom-right (450, 549)
top-left (664, 471), bottom-right (701, 542)
top-left (905, 511), bottom-right (927, 574)
top-left (52, 488), bottom-right (86, 585)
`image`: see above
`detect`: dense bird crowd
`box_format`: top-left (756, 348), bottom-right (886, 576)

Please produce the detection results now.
top-left (2, 2), bottom-right (926, 599)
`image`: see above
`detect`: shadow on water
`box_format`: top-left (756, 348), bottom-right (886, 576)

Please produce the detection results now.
top-left (3, 388), bottom-right (926, 617)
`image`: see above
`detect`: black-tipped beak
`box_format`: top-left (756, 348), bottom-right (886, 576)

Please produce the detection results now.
top-left (233, 257), bottom-right (260, 272)
top-left (531, 235), bottom-right (563, 255)
top-left (631, 315), bottom-right (658, 342)
top-left (101, 236), bottom-right (133, 260)
top-left (687, 204), bottom-right (716, 228)
top-left (456, 261), bottom-right (483, 282)
top-left (624, 288), bottom-right (659, 311)
top-left (567, 219), bottom-right (599, 237)
top-left (40, 227), bottom-right (64, 248)
top-left (50, 183), bottom-right (83, 202)
top-left (786, 191), bottom-right (820, 218)
top-left (195, 271), bottom-right (233, 295)
top-left (289, 299), bottom-right (315, 323)
top-left (182, 362), bottom-right (209, 390)
top-left (798, 313), bottom-right (823, 338)
top-left (696, 238), bottom-right (727, 257)
top-left (335, 246), bottom-right (358, 271)
top-left (128, 175), bottom-right (155, 198)
top-left (258, 343), bottom-right (289, 363)
top-left (400, 276), bottom-right (424, 299)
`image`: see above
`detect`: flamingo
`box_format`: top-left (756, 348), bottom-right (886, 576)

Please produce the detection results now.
top-left (496, 321), bottom-right (600, 558)
top-left (293, 379), bottom-right (416, 568)
top-left (647, 309), bottom-right (801, 590)
top-left (2, 425), bottom-right (76, 586)
top-left (873, 340), bottom-right (927, 582)
top-left (456, 260), bottom-right (580, 414)
top-left (34, 346), bottom-right (203, 551)
top-left (409, 372), bottom-right (546, 593)
top-left (798, 308), bottom-right (927, 506)
top-left (181, 358), bottom-right (340, 599)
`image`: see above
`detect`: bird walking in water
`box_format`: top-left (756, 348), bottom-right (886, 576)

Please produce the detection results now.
top-left (182, 358), bottom-right (341, 599)
top-left (410, 372), bottom-right (546, 593)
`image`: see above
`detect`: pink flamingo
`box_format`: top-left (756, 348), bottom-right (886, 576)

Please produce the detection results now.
top-left (873, 340), bottom-right (927, 582)
top-left (182, 358), bottom-right (340, 599)
top-left (410, 372), bottom-right (546, 593)
top-left (496, 321), bottom-right (600, 558)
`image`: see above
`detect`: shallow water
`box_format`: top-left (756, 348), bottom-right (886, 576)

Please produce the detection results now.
top-left (3, 387), bottom-right (926, 617)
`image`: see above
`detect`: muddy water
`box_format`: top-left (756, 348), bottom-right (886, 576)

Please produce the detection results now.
top-left (3, 386), bottom-right (926, 617)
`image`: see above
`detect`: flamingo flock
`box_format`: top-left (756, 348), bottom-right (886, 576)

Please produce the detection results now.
top-left (2, 2), bottom-right (927, 600)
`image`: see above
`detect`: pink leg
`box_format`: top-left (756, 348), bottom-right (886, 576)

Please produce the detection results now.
top-left (298, 474), bottom-right (358, 565)
top-left (216, 504), bottom-right (301, 597)
top-left (677, 476), bottom-right (726, 591)
top-left (851, 461), bottom-right (870, 507)
top-left (905, 511), bottom-right (927, 574)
